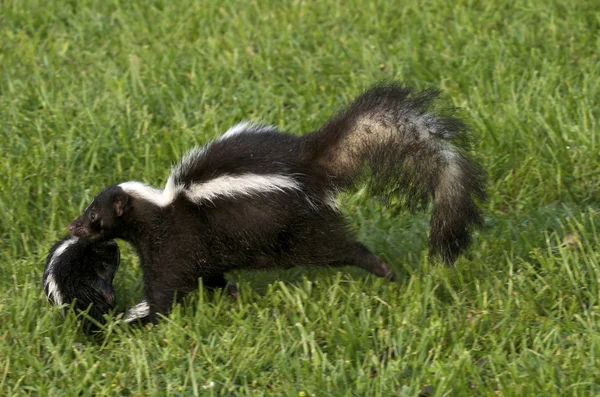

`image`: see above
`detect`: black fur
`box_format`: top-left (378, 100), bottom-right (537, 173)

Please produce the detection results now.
top-left (43, 236), bottom-right (120, 331)
top-left (68, 83), bottom-right (486, 322)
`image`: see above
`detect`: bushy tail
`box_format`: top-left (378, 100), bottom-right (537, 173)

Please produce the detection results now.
top-left (304, 83), bottom-right (486, 264)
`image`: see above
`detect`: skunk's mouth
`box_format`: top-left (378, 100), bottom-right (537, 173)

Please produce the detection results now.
top-left (67, 221), bottom-right (102, 242)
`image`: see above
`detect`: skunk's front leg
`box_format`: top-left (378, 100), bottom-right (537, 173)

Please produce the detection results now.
top-left (202, 274), bottom-right (239, 299)
top-left (141, 274), bottom-right (177, 323)
top-left (144, 274), bottom-right (238, 322)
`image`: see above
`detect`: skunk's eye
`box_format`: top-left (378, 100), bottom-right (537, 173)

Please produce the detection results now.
top-left (90, 211), bottom-right (98, 222)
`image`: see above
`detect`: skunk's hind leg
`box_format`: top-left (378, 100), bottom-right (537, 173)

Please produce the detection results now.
top-left (299, 235), bottom-right (397, 280)
top-left (289, 208), bottom-right (397, 280)
top-left (338, 241), bottom-right (397, 281)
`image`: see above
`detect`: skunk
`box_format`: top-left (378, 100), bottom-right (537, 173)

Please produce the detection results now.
top-left (43, 236), bottom-right (121, 330)
top-left (68, 83), bottom-right (486, 322)
top-left (43, 236), bottom-right (153, 328)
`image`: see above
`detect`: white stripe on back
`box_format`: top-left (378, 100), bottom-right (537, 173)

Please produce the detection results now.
top-left (169, 147), bottom-right (206, 182)
top-left (119, 181), bottom-right (173, 207)
top-left (163, 175), bottom-right (183, 204)
top-left (119, 173), bottom-right (300, 207)
top-left (120, 121), bottom-right (295, 208)
top-left (185, 173), bottom-right (301, 203)
top-left (221, 121), bottom-right (278, 139)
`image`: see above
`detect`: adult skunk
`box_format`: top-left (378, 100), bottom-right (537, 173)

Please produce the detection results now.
top-left (68, 83), bottom-right (486, 322)
top-left (43, 236), bottom-right (150, 328)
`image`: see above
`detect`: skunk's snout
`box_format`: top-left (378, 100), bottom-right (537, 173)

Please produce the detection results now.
top-left (68, 219), bottom-right (103, 241)
top-left (67, 222), bottom-right (76, 234)
top-left (67, 219), bottom-right (85, 237)
top-left (67, 219), bottom-right (83, 236)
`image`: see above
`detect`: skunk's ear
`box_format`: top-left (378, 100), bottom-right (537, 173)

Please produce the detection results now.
top-left (113, 193), bottom-right (130, 217)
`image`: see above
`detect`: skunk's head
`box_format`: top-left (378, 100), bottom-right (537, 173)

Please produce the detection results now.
top-left (87, 239), bottom-right (120, 308)
top-left (90, 239), bottom-right (121, 278)
top-left (68, 185), bottom-right (132, 242)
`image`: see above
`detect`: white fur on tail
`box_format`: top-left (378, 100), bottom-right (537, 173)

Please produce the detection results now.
top-left (435, 149), bottom-right (463, 201)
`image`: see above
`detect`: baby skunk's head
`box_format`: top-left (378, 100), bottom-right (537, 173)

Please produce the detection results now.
top-left (68, 185), bottom-right (131, 242)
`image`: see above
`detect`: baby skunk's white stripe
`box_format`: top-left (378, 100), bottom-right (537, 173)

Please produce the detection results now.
top-left (185, 173), bottom-right (301, 203)
top-left (44, 237), bottom-right (79, 306)
top-left (51, 237), bottom-right (79, 262)
top-left (45, 275), bottom-right (63, 306)
top-left (123, 300), bottom-right (150, 323)
top-left (221, 121), bottom-right (278, 139)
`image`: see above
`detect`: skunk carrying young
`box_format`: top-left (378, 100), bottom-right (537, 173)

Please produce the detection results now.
top-left (68, 83), bottom-right (486, 323)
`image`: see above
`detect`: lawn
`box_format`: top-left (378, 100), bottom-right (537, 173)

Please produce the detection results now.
top-left (0, 0), bottom-right (599, 395)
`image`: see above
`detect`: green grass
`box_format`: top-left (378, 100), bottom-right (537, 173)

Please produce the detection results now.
top-left (1, 0), bottom-right (599, 395)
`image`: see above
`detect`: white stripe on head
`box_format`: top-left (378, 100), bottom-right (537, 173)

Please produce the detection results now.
top-left (221, 121), bottom-right (278, 139)
top-left (44, 237), bottom-right (79, 306)
top-left (118, 181), bottom-right (173, 207)
top-left (123, 300), bottom-right (150, 323)
top-left (185, 173), bottom-right (301, 203)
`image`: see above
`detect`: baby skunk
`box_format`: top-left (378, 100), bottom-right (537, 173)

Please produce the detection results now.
top-left (43, 236), bottom-right (120, 330)
top-left (43, 236), bottom-right (150, 329)
top-left (68, 83), bottom-right (486, 322)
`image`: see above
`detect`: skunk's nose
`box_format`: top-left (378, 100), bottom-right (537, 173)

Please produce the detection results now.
top-left (67, 223), bottom-right (76, 234)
